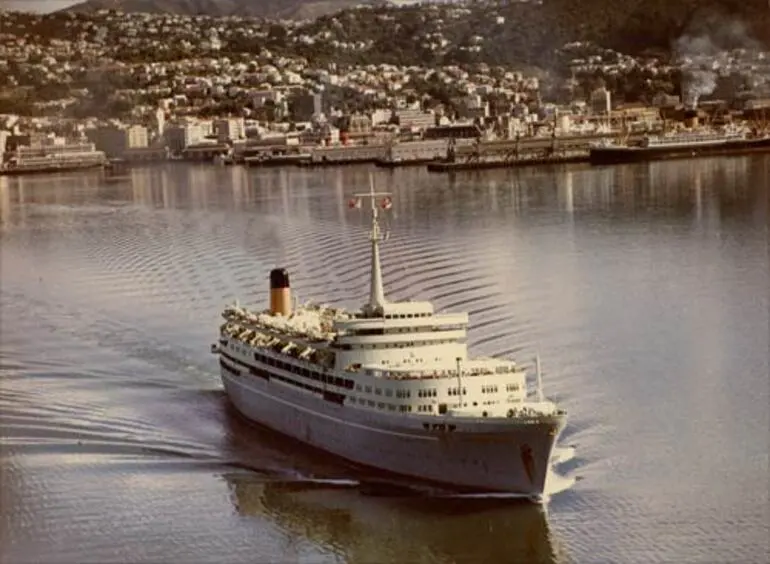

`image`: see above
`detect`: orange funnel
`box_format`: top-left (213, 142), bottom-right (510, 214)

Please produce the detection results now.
top-left (269, 268), bottom-right (291, 316)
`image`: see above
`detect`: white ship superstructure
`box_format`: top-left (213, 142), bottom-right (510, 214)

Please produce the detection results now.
top-left (1, 140), bottom-right (106, 174)
top-left (640, 127), bottom-right (747, 148)
top-left (213, 180), bottom-right (566, 499)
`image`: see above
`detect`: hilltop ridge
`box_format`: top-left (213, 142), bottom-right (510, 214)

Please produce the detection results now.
top-left (61, 0), bottom-right (371, 21)
top-left (59, 0), bottom-right (770, 59)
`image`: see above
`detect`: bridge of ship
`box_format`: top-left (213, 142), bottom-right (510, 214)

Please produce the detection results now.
top-left (331, 300), bottom-right (520, 378)
top-left (333, 300), bottom-right (466, 339)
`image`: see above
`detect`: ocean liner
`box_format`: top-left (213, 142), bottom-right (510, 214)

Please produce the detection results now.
top-left (0, 141), bottom-right (106, 176)
top-left (589, 126), bottom-right (770, 165)
top-left (212, 182), bottom-right (566, 500)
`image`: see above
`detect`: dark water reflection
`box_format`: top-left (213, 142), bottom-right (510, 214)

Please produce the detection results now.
top-left (1, 157), bottom-right (768, 564)
top-left (226, 474), bottom-right (564, 564)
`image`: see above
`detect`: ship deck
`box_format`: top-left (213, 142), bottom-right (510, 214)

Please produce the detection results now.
top-left (221, 304), bottom-right (521, 381)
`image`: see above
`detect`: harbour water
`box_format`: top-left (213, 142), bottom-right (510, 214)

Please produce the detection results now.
top-left (1, 158), bottom-right (768, 563)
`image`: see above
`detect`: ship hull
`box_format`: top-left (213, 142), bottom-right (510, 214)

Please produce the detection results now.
top-left (0, 162), bottom-right (105, 176)
top-left (220, 361), bottom-right (565, 499)
top-left (589, 137), bottom-right (770, 165)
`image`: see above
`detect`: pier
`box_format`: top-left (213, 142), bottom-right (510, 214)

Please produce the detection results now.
top-left (301, 143), bottom-right (388, 166)
top-left (423, 133), bottom-right (641, 172)
top-left (426, 152), bottom-right (589, 172)
top-left (374, 139), bottom-right (461, 167)
top-left (244, 153), bottom-right (311, 167)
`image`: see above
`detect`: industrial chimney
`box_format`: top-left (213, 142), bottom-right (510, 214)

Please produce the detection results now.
top-left (269, 268), bottom-right (291, 316)
top-left (683, 109), bottom-right (699, 129)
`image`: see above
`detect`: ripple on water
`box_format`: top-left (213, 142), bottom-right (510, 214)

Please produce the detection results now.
top-left (1, 162), bottom-right (768, 564)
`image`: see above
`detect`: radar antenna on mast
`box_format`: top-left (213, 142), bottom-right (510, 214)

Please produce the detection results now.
top-left (347, 174), bottom-right (393, 314)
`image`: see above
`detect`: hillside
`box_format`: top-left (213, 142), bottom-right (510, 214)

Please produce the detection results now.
top-left (549, 0), bottom-right (770, 56)
top-left (62, 0), bottom-right (368, 20)
top-left (3, 0), bottom-right (768, 117)
top-left (249, 0), bottom-right (768, 72)
top-left (60, 0), bottom-right (770, 54)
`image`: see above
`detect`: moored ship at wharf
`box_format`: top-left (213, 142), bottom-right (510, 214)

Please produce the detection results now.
top-left (0, 140), bottom-right (106, 176)
top-left (589, 126), bottom-right (770, 165)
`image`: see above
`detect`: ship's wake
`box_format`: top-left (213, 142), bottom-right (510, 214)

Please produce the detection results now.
top-left (552, 445), bottom-right (576, 465)
top-left (543, 471), bottom-right (577, 501)
top-left (542, 445), bottom-right (579, 501)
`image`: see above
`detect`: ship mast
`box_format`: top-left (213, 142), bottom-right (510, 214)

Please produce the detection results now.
top-left (350, 175), bottom-right (392, 315)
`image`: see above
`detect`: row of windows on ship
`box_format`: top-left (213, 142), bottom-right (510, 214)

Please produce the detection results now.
top-left (232, 337), bottom-right (518, 379)
top-left (350, 324), bottom-right (465, 336)
top-left (346, 398), bottom-right (500, 412)
top-left (647, 133), bottom-right (740, 146)
top-left (358, 312), bottom-right (434, 319)
top-left (222, 357), bottom-right (508, 414)
top-left (227, 340), bottom-right (518, 376)
top-left (224, 340), bottom-right (521, 398)
top-left (335, 339), bottom-right (458, 351)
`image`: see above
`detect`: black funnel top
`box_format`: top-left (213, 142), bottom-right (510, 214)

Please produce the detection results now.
top-left (270, 268), bottom-right (290, 289)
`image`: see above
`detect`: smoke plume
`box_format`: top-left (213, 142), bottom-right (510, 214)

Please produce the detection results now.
top-left (673, 15), bottom-right (764, 108)
top-left (684, 70), bottom-right (717, 108)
